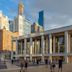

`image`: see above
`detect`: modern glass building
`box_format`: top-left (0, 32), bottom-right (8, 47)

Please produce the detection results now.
top-left (38, 11), bottom-right (44, 27)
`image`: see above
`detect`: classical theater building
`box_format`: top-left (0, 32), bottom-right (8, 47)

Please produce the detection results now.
top-left (12, 25), bottom-right (72, 63)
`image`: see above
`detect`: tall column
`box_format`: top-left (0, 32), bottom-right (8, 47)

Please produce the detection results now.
top-left (53, 36), bottom-right (55, 53)
top-left (16, 40), bottom-right (18, 55)
top-left (35, 39), bottom-right (37, 54)
top-left (68, 34), bottom-right (70, 53)
top-left (32, 42), bottom-right (34, 54)
top-left (11, 40), bottom-right (13, 60)
top-left (30, 38), bottom-right (33, 61)
top-left (45, 37), bottom-right (48, 54)
top-left (49, 34), bottom-right (52, 62)
top-left (58, 41), bottom-right (60, 53)
top-left (41, 35), bottom-right (45, 62)
top-left (65, 31), bottom-right (69, 63)
top-left (24, 38), bottom-right (27, 60)
top-left (21, 41), bottom-right (23, 54)
top-left (15, 39), bottom-right (18, 59)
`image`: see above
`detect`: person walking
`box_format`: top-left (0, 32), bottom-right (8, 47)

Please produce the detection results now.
top-left (20, 58), bottom-right (24, 72)
top-left (24, 59), bottom-right (28, 72)
top-left (11, 59), bottom-right (13, 64)
top-left (45, 59), bottom-right (48, 68)
top-left (50, 61), bottom-right (53, 72)
top-left (58, 58), bottom-right (63, 72)
top-left (37, 59), bottom-right (39, 65)
top-left (52, 60), bottom-right (56, 72)
top-left (45, 59), bottom-right (48, 65)
top-left (49, 59), bottom-right (56, 72)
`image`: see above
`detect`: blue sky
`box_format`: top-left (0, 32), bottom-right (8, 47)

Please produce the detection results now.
top-left (0, 0), bottom-right (72, 30)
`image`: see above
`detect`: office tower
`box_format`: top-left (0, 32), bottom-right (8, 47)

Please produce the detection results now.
top-left (13, 1), bottom-right (31, 36)
top-left (38, 10), bottom-right (44, 27)
top-left (18, 1), bottom-right (24, 15)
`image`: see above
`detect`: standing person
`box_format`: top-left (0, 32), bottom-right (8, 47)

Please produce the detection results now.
top-left (58, 58), bottom-right (63, 72)
top-left (45, 59), bottom-right (48, 68)
top-left (24, 59), bottom-right (28, 72)
top-left (37, 59), bottom-right (39, 65)
top-left (48, 59), bottom-right (52, 72)
top-left (11, 59), bottom-right (13, 64)
top-left (50, 61), bottom-right (53, 72)
top-left (45, 59), bottom-right (48, 65)
top-left (20, 58), bottom-right (24, 72)
top-left (52, 60), bottom-right (56, 72)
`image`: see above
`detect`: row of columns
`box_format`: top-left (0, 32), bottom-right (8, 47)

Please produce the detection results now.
top-left (14, 38), bottom-right (33, 61)
top-left (11, 31), bottom-right (70, 63)
top-left (12, 34), bottom-right (56, 62)
top-left (14, 35), bottom-right (51, 62)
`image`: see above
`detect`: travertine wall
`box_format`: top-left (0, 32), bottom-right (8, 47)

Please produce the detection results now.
top-left (0, 28), bottom-right (19, 52)
top-left (0, 30), bottom-right (3, 51)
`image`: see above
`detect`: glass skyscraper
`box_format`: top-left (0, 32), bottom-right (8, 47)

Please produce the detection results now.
top-left (38, 10), bottom-right (44, 27)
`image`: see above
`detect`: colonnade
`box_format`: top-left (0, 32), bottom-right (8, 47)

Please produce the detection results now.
top-left (11, 31), bottom-right (71, 63)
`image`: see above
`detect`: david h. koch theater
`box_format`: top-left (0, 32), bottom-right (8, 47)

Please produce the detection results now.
top-left (12, 25), bottom-right (72, 63)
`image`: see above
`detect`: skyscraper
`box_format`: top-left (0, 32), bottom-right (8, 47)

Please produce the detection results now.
top-left (13, 1), bottom-right (31, 36)
top-left (18, 1), bottom-right (24, 15)
top-left (38, 10), bottom-right (44, 27)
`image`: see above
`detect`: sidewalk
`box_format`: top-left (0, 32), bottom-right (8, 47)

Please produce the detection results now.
top-left (5, 61), bottom-right (19, 69)
top-left (0, 61), bottom-right (20, 72)
top-left (1, 61), bottom-right (72, 72)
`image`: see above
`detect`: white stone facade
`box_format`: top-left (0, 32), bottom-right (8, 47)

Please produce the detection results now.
top-left (14, 15), bottom-right (31, 36)
top-left (12, 25), bottom-right (72, 63)
top-left (0, 11), bottom-right (9, 30)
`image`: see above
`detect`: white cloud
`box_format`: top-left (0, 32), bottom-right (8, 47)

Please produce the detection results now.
top-left (23, 0), bottom-right (72, 31)
top-left (45, 23), bottom-right (62, 30)
top-left (8, 0), bottom-right (72, 30)
top-left (66, 18), bottom-right (72, 25)
top-left (44, 14), bottom-right (72, 30)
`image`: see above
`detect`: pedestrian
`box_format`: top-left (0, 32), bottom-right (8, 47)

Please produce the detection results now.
top-left (45, 59), bottom-right (48, 65)
top-left (11, 59), bottom-right (13, 64)
top-left (58, 58), bottom-right (63, 72)
top-left (24, 59), bottom-right (28, 72)
top-left (20, 59), bottom-right (24, 72)
top-left (48, 59), bottom-right (51, 65)
top-left (45, 59), bottom-right (48, 68)
top-left (52, 60), bottom-right (56, 72)
top-left (37, 59), bottom-right (39, 65)
top-left (50, 61), bottom-right (53, 72)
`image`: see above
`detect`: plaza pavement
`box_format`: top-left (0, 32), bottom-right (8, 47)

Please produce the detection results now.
top-left (0, 60), bottom-right (7, 69)
top-left (0, 61), bottom-right (72, 72)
